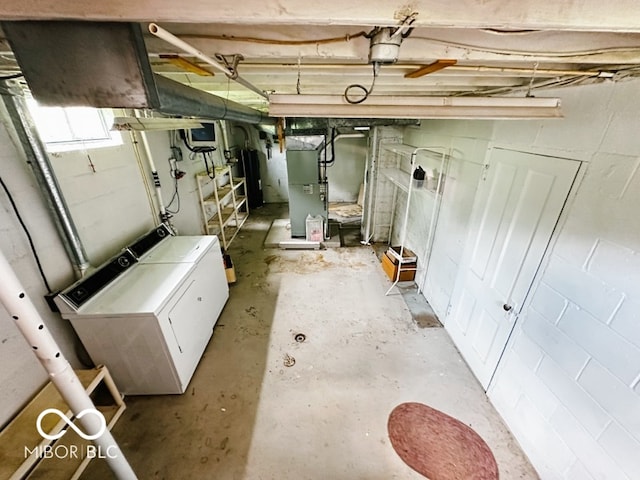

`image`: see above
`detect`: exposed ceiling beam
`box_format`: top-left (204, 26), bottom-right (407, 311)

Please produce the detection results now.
top-left (1, 1), bottom-right (640, 32)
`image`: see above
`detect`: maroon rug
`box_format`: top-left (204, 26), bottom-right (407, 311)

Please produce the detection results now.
top-left (388, 402), bottom-right (499, 480)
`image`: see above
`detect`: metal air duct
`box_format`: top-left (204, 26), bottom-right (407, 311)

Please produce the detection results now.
top-left (2, 21), bottom-right (273, 125)
top-left (1, 80), bottom-right (91, 279)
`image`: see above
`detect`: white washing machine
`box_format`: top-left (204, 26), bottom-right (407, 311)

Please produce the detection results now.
top-left (55, 228), bottom-right (229, 395)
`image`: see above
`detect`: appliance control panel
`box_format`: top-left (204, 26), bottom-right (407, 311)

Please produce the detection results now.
top-left (128, 223), bottom-right (173, 259)
top-left (60, 250), bottom-right (138, 309)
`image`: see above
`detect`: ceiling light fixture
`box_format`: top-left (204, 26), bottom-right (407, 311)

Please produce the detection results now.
top-left (268, 95), bottom-right (563, 120)
top-left (111, 116), bottom-right (204, 131)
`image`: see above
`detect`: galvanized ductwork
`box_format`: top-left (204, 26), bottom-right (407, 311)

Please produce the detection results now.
top-left (2, 21), bottom-right (273, 125)
top-left (154, 74), bottom-right (271, 125)
top-left (0, 80), bottom-right (91, 279)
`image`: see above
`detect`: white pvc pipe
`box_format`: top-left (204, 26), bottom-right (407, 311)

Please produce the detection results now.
top-left (133, 111), bottom-right (167, 222)
top-left (148, 23), bottom-right (268, 99)
top-left (0, 250), bottom-right (137, 479)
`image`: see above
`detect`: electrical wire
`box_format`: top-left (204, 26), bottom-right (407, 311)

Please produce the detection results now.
top-left (410, 35), bottom-right (640, 58)
top-left (0, 176), bottom-right (52, 292)
top-left (344, 63), bottom-right (379, 104)
top-left (455, 73), bottom-right (593, 97)
top-left (163, 29), bottom-right (640, 59)
top-left (164, 158), bottom-right (181, 215)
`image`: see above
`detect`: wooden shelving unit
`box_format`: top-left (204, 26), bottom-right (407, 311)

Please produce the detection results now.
top-left (196, 164), bottom-right (249, 249)
top-left (0, 365), bottom-right (126, 480)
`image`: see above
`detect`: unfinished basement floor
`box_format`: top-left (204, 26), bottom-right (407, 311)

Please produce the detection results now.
top-left (81, 204), bottom-right (539, 480)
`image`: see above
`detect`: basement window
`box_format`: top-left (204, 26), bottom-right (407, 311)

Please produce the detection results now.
top-left (26, 99), bottom-right (122, 152)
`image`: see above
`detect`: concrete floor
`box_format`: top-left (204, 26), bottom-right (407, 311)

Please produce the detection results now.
top-left (82, 204), bottom-right (539, 480)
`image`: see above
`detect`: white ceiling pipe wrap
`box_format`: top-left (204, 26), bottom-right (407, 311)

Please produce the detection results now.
top-left (148, 23), bottom-right (268, 99)
top-left (0, 249), bottom-right (137, 479)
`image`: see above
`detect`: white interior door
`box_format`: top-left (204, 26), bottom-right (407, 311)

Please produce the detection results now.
top-left (445, 148), bottom-right (580, 389)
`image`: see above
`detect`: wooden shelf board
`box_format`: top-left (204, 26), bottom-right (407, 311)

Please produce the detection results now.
top-left (0, 367), bottom-right (123, 480)
top-left (25, 405), bottom-right (123, 480)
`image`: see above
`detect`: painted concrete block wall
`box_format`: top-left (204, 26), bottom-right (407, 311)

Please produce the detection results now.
top-left (486, 79), bottom-right (640, 480)
top-left (48, 138), bottom-right (156, 265)
top-left (401, 123), bottom-right (492, 318)
top-left (144, 127), bottom-right (226, 236)
top-left (0, 103), bottom-right (82, 427)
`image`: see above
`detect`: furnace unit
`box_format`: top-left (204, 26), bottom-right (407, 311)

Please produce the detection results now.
top-left (286, 149), bottom-right (328, 237)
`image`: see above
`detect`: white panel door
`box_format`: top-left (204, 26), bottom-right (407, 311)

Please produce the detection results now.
top-left (445, 148), bottom-right (579, 389)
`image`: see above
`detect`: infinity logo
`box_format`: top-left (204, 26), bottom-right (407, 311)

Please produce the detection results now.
top-left (36, 408), bottom-right (107, 441)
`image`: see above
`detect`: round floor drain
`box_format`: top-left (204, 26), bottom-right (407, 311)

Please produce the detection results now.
top-left (294, 333), bottom-right (306, 343)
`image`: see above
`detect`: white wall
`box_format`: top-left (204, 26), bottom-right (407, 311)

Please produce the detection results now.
top-left (0, 102), bottom-right (81, 428)
top-left (145, 126), bottom-right (227, 235)
top-left (398, 79), bottom-right (640, 479)
top-left (326, 136), bottom-right (368, 203)
top-left (48, 138), bottom-right (156, 265)
top-left (488, 80), bottom-right (640, 480)
top-left (402, 122), bottom-right (493, 317)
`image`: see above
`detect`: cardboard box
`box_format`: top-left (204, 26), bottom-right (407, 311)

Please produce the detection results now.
top-left (381, 252), bottom-right (416, 282)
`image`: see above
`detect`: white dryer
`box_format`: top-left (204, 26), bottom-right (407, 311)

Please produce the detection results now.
top-left (56, 229), bottom-right (229, 395)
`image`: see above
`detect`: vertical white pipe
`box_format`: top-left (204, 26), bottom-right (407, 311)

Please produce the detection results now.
top-left (0, 250), bottom-right (137, 479)
top-left (219, 120), bottom-right (231, 159)
top-left (129, 130), bottom-right (160, 222)
top-left (132, 111), bottom-right (167, 222)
